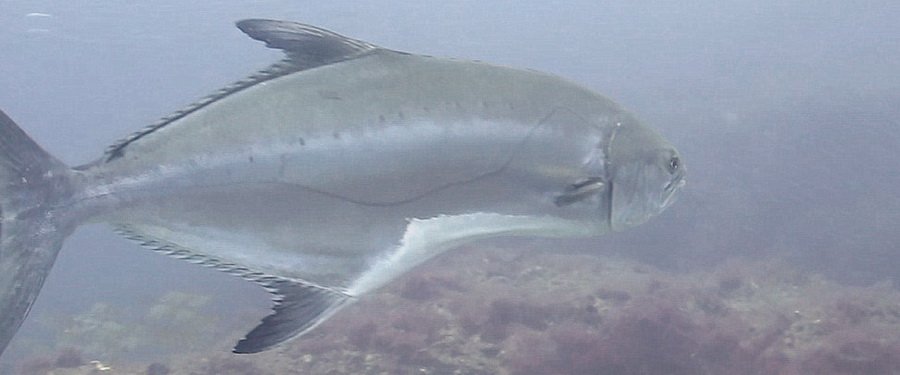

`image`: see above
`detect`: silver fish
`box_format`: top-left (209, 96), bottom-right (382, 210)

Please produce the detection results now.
top-left (0, 19), bottom-right (685, 355)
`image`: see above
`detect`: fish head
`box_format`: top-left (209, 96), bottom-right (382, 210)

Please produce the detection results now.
top-left (605, 115), bottom-right (685, 232)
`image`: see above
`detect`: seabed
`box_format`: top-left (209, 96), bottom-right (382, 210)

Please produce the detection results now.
top-left (10, 243), bottom-right (900, 375)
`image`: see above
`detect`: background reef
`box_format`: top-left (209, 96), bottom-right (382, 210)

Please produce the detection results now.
top-left (11, 243), bottom-right (900, 374)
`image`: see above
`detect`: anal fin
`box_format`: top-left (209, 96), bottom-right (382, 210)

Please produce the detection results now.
top-left (234, 279), bottom-right (352, 354)
top-left (115, 225), bottom-right (354, 354)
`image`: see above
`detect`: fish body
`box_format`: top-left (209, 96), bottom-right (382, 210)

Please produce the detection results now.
top-left (0, 19), bottom-right (684, 355)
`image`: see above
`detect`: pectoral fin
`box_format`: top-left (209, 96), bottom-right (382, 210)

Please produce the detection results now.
top-left (554, 177), bottom-right (607, 206)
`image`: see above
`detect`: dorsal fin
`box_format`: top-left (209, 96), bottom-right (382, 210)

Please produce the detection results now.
top-left (103, 19), bottom-right (380, 162)
top-left (236, 19), bottom-right (379, 70)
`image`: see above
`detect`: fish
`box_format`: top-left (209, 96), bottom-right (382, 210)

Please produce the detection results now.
top-left (0, 19), bottom-right (685, 355)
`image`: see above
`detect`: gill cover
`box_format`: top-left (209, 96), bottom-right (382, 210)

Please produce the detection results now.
top-left (607, 116), bottom-right (683, 232)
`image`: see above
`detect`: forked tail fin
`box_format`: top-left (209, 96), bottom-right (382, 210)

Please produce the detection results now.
top-left (0, 109), bottom-right (75, 356)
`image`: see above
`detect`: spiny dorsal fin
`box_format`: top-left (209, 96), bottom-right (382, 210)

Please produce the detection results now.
top-left (115, 225), bottom-right (354, 353)
top-left (103, 19), bottom-right (380, 162)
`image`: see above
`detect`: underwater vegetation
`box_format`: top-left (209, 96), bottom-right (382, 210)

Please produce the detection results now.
top-left (9, 290), bottom-right (249, 374)
top-left (12, 245), bottom-right (900, 374)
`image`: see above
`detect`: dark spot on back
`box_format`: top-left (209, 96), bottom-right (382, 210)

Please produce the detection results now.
top-left (317, 90), bottom-right (342, 100)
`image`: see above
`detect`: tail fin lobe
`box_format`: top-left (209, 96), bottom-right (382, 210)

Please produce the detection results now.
top-left (0, 109), bottom-right (74, 356)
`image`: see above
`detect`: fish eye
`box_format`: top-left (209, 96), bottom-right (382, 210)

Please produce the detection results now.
top-left (667, 156), bottom-right (680, 174)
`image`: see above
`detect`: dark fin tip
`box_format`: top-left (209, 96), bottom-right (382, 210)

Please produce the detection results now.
top-left (232, 280), bottom-right (352, 354)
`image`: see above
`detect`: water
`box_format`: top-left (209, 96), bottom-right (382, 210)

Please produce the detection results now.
top-left (1, 1), bottom-right (899, 374)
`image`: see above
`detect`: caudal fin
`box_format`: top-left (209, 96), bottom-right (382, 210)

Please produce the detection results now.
top-left (0, 109), bottom-right (74, 356)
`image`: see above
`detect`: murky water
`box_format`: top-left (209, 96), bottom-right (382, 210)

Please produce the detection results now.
top-left (1, 1), bottom-right (899, 374)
